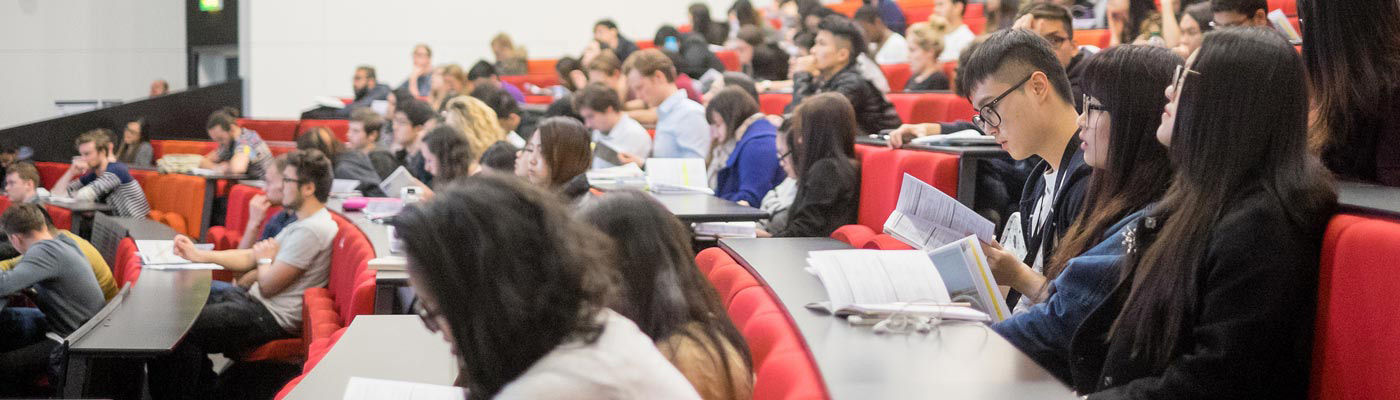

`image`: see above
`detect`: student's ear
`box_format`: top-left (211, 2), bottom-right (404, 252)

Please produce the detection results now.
top-left (1028, 71), bottom-right (1052, 103)
top-left (1253, 9), bottom-right (1268, 25)
top-left (507, 113), bottom-right (521, 130)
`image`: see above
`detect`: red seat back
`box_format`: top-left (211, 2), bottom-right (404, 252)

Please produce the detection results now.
top-left (225, 185), bottom-right (263, 238)
top-left (716, 50), bottom-right (742, 72)
top-left (34, 162), bottom-right (68, 190)
top-left (881, 63), bottom-right (912, 93)
top-left (328, 212), bottom-right (376, 326)
top-left (148, 174), bottom-right (207, 238)
top-left (760, 93), bottom-right (793, 116)
top-left (887, 92), bottom-right (974, 124)
top-left (965, 3), bottom-right (986, 35)
top-left (45, 205), bottom-right (72, 230)
top-left (754, 349), bottom-right (828, 400)
top-left (856, 149), bottom-right (960, 231)
top-left (527, 59), bottom-right (557, 76)
top-left (1073, 29), bottom-right (1112, 48)
top-left (237, 119), bottom-right (299, 142)
top-left (1269, 0), bottom-right (1297, 16)
top-left (151, 140), bottom-right (218, 160)
top-left (1311, 214), bottom-right (1400, 399)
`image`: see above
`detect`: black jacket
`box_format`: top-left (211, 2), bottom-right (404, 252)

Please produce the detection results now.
top-left (774, 158), bottom-right (860, 238)
top-left (1016, 134), bottom-right (1093, 269)
top-left (676, 33), bottom-right (726, 79)
top-left (788, 65), bottom-right (903, 135)
top-left (905, 72), bottom-right (951, 92)
top-left (1068, 186), bottom-right (1333, 399)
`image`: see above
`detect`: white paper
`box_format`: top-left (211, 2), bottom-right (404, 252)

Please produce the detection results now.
top-left (331, 179), bottom-right (361, 194)
top-left (807, 249), bottom-right (952, 312)
top-left (645, 158), bottom-right (713, 194)
top-left (368, 256), bottom-right (407, 271)
top-left (694, 222), bottom-right (757, 238)
top-left (378, 166), bottom-right (426, 200)
top-left (1268, 9), bottom-right (1301, 41)
top-left (884, 173), bottom-right (996, 249)
top-left (342, 377), bottom-right (465, 400)
top-left (143, 263), bottom-right (224, 270)
top-left (910, 129), bottom-right (998, 146)
top-left (135, 240), bottom-right (212, 265)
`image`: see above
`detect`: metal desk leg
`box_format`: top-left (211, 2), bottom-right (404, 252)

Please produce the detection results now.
top-left (956, 156), bottom-right (979, 208)
top-left (200, 180), bottom-right (215, 242)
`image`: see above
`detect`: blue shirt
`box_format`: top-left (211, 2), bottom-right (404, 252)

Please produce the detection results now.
top-left (992, 209), bottom-right (1148, 383)
top-left (714, 118), bottom-right (785, 206)
top-left (260, 211), bottom-right (297, 241)
top-left (652, 90), bottom-right (710, 159)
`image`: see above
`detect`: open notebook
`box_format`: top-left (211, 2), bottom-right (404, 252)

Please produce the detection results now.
top-left (645, 158), bottom-right (713, 195)
top-left (807, 234), bottom-right (1010, 322)
top-left (884, 173), bottom-right (996, 249)
top-left (134, 240), bottom-right (222, 270)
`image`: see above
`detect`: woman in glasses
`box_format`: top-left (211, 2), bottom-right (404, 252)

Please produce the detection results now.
top-left (758, 93), bottom-right (860, 238)
top-left (392, 175), bottom-right (701, 399)
top-left (986, 45), bottom-right (1179, 382)
top-left (1069, 28), bottom-right (1335, 398)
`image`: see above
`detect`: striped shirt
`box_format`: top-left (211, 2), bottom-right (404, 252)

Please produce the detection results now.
top-left (69, 162), bottom-right (151, 218)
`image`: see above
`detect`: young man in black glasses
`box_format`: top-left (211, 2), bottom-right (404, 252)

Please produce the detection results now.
top-left (963, 29), bottom-right (1092, 313)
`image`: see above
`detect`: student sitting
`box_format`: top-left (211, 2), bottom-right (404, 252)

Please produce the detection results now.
top-left (854, 5), bottom-right (909, 64)
top-left (959, 29), bottom-right (1094, 309)
top-left (201, 108), bottom-right (273, 177)
top-left (788, 15), bottom-right (902, 135)
top-left (296, 127), bottom-right (384, 196)
top-left (421, 126), bottom-right (478, 189)
top-left (620, 49), bottom-right (711, 162)
top-left (478, 141), bottom-right (518, 175)
top-left (580, 191), bottom-right (754, 400)
top-left (53, 130), bottom-right (151, 218)
top-left (595, 19), bottom-right (642, 63)
top-left (1069, 28), bottom-right (1336, 398)
top-left (706, 87), bottom-right (785, 206)
top-left (4, 163), bottom-right (49, 204)
top-left (1209, 0), bottom-right (1270, 28)
top-left (390, 175), bottom-right (700, 399)
top-left (987, 45), bottom-right (1180, 382)
top-left (0, 204), bottom-right (105, 394)
top-left (470, 83), bottom-right (527, 148)
top-left (904, 19), bottom-right (953, 91)
top-left (752, 120), bottom-right (800, 232)
top-left (759, 93), bottom-right (860, 238)
top-left (149, 150), bottom-right (340, 399)
top-left (727, 26), bottom-right (789, 82)
top-left (520, 117), bottom-right (594, 205)
top-left (0, 211), bottom-right (120, 302)
top-left (440, 95), bottom-right (506, 161)
top-left (238, 155), bottom-right (295, 255)
top-left (491, 33), bottom-right (529, 75)
top-left (399, 43), bottom-right (434, 98)
top-left (115, 118), bottom-right (154, 167)
top-left (573, 83), bottom-right (652, 169)
top-left (392, 98), bottom-right (437, 183)
top-left (467, 61), bottom-right (527, 104)
top-left (347, 109), bottom-right (399, 179)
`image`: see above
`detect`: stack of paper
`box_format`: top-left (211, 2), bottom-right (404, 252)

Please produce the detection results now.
top-left (135, 240), bottom-right (223, 270)
top-left (586, 163), bottom-right (647, 190)
top-left (645, 158), bottom-right (714, 194)
top-left (910, 129), bottom-right (998, 146)
top-left (884, 174), bottom-right (995, 250)
top-left (694, 221), bottom-right (757, 238)
top-left (342, 377), bottom-right (465, 400)
top-left (806, 235), bottom-right (1010, 322)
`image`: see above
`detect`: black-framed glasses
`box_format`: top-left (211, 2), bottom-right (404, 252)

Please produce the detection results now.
top-left (779, 150), bottom-right (792, 161)
top-left (971, 74), bottom-right (1035, 132)
top-left (413, 299), bottom-right (441, 333)
top-left (1170, 64), bottom-right (1200, 101)
top-left (1083, 94), bottom-right (1108, 126)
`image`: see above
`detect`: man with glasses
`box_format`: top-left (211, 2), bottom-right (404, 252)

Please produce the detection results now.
top-left (1211, 0), bottom-right (1270, 28)
top-left (1014, 3), bottom-right (1093, 111)
top-left (149, 150), bottom-right (340, 399)
top-left (962, 29), bottom-right (1092, 310)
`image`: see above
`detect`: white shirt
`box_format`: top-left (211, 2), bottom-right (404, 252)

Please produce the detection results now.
top-left (1014, 169), bottom-right (1059, 314)
top-left (496, 309), bottom-right (702, 400)
top-left (855, 54), bottom-right (892, 94)
top-left (938, 24), bottom-right (976, 62)
top-left (591, 115), bottom-right (653, 169)
top-left (874, 32), bottom-right (910, 64)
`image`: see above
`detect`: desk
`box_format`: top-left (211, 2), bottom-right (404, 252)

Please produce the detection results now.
top-left (651, 193), bottom-right (770, 224)
top-left (1339, 181), bottom-right (1400, 218)
top-left (190, 173), bottom-right (252, 242)
top-left (720, 238), bottom-right (1077, 399)
top-left (326, 200), bottom-right (405, 314)
top-left (62, 269), bottom-right (212, 399)
top-left (91, 214), bottom-right (179, 267)
top-left (43, 199), bottom-right (115, 239)
top-left (285, 315), bottom-right (458, 400)
top-left (856, 135), bottom-right (1012, 207)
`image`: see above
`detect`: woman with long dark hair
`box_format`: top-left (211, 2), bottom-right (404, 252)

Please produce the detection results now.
top-left (1068, 28), bottom-right (1336, 397)
top-left (705, 87), bottom-right (784, 207)
top-left (391, 175), bottom-right (701, 399)
top-left (987, 45), bottom-right (1179, 381)
top-left (759, 93), bottom-right (859, 238)
top-left (520, 117), bottom-right (593, 204)
top-left (115, 117), bottom-right (153, 167)
top-left (421, 126), bottom-right (477, 187)
top-left (1302, 0), bottom-right (1400, 186)
top-left (690, 3), bottom-right (729, 46)
top-left (580, 191), bottom-right (753, 400)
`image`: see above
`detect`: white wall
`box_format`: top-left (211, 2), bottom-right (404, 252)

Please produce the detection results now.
top-left (0, 0), bottom-right (187, 129)
top-left (244, 0), bottom-right (773, 119)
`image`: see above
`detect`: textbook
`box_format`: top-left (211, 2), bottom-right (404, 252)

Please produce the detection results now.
top-left (694, 221), bottom-right (758, 238)
top-left (378, 166), bottom-right (426, 200)
top-left (586, 163), bottom-right (647, 190)
top-left (909, 129), bottom-right (998, 146)
top-left (645, 158), bottom-right (714, 194)
top-left (135, 240), bottom-right (222, 270)
top-left (807, 235), bottom-right (1010, 322)
top-left (884, 173), bottom-right (996, 250)
top-left (342, 377), bottom-right (465, 400)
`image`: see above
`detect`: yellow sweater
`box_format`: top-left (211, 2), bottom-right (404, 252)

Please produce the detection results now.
top-left (0, 230), bottom-right (119, 301)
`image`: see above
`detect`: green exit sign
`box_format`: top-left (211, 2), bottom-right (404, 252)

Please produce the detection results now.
top-left (199, 0), bottom-right (223, 12)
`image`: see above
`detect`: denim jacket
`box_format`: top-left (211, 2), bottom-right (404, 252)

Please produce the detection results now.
top-left (991, 208), bottom-right (1149, 383)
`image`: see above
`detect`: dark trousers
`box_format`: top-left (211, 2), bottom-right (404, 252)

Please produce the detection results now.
top-left (147, 285), bottom-right (293, 400)
top-left (0, 307), bottom-right (56, 394)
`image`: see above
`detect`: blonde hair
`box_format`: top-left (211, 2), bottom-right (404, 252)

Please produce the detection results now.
top-left (442, 95), bottom-right (507, 159)
top-left (907, 17), bottom-right (951, 54)
top-left (490, 33), bottom-right (529, 58)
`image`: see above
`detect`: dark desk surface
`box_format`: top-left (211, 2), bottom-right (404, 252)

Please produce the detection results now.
top-left (651, 193), bottom-right (769, 223)
top-left (285, 315), bottom-right (457, 400)
top-left (66, 269), bottom-right (211, 354)
top-left (720, 238), bottom-right (1077, 400)
top-left (1339, 181), bottom-right (1400, 218)
top-left (43, 199), bottom-right (115, 213)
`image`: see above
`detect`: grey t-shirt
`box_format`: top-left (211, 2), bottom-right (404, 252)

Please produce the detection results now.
top-left (0, 235), bottom-right (105, 335)
top-left (250, 207), bottom-right (338, 334)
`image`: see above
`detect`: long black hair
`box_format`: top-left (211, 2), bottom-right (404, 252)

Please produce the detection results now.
top-left (1045, 45), bottom-right (1179, 283)
top-left (787, 92), bottom-right (858, 179)
top-left (1107, 28), bottom-right (1336, 367)
top-left (391, 174), bottom-right (615, 398)
top-left (422, 126), bottom-right (476, 185)
top-left (116, 117), bottom-right (150, 164)
top-left (1300, 0), bottom-right (1400, 181)
top-left (704, 86), bottom-right (762, 166)
top-left (579, 190), bottom-right (753, 398)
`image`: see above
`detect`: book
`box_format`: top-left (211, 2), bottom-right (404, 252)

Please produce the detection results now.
top-left (586, 163), bottom-right (647, 190)
top-left (378, 166), bottom-right (426, 200)
top-left (135, 240), bottom-right (223, 270)
top-left (884, 173), bottom-right (996, 250)
top-left (331, 179), bottom-right (361, 194)
top-left (694, 221), bottom-right (757, 238)
top-left (807, 235), bottom-right (1010, 322)
top-left (368, 256), bottom-right (407, 271)
top-left (645, 158), bottom-right (713, 195)
top-left (342, 377), bottom-right (465, 400)
top-left (909, 129), bottom-right (999, 146)
top-left (1269, 9), bottom-right (1301, 42)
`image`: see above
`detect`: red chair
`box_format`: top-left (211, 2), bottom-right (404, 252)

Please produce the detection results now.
top-left (728, 286), bottom-right (781, 333)
top-left (207, 185), bottom-right (265, 250)
top-left (966, 3), bottom-right (986, 35)
top-left (1311, 214), bottom-right (1400, 400)
top-left (830, 225), bottom-right (878, 247)
top-left (696, 247), bottom-right (734, 276)
top-left (34, 162), bottom-right (68, 190)
top-left (237, 119), bottom-right (300, 142)
top-left (827, 1), bottom-right (861, 17)
top-left (888, 93), bottom-right (945, 124)
top-left (300, 212), bottom-right (378, 346)
top-left (903, 4), bottom-right (935, 24)
top-left (527, 59), bottom-right (558, 76)
top-left (636, 39), bottom-right (655, 50)
top-left (45, 205), bottom-right (72, 230)
top-left (941, 61), bottom-right (958, 85)
top-left (708, 263), bottom-right (759, 308)
top-left (742, 312), bottom-right (804, 368)
top-left (716, 50), bottom-right (742, 72)
top-left (1269, 0), bottom-right (1297, 16)
top-left (853, 149), bottom-right (960, 232)
top-left (1074, 29), bottom-right (1112, 48)
top-left (151, 140), bottom-right (218, 160)
top-left (754, 349), bottom-right (829, 400)
top-left (760, 93), bottom-right (793, 116)
top-left (863, 234), bottom-right (914, 250)
top-left (297, 120), bottom-right (350, 142)
top-left (0, 196), bottom-right (10, 212)
top-left (853, 144), bottom-right (887, 166)
top-left (113, 237), bottom-right (139, 286)
top-left (881, 63), bottom-right (912, 93)
top-left (146, 174), bottom-right (207, 239)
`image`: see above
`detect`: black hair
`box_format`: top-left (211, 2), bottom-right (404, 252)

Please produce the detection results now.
top-left (1211, 0), bottom-right (1267, 15)
top-left (116, 117), bottom-right (151, 165)
top-left (793, 31), bottom-right (817, 52)
top-left (470, 83), bottom-right (521, 119)
top-left (960, 29), bottom-right (1074, 105)
top-left (391, 87), bottom-right (415, 105)
top-left (295, 127), bottom-right (346, 165)
top-left (952, 35), bottom-right (988, 98)
top-left (729, 0), bottom-right (763, 27)
top-left (545, 95), bottom-right (584, 123)
top-left (206, 107), bottom-right (240, 131)
top-left (818, 14), bottom-right (869, 66)
top-left (1017, 2), bottom-right (1075, 40)
top-left (422, 125), bottom-right (476, 185)
top-left (1301, 0), bottom-right (1400, 181)
top-left (853, 5), bottom-right (881, 23)
top-left (467, 60), bottom-right (497, 81)
top-left (788, 93), bottom-right (859, 178)
top-left (554, 56), bottom-right (584, 92)
top-left (356, 65), bottom-right (377, 81)
top-left (578, 190), bottom-right (753, 399)
top-left (397, 99), bottom-right (435, 128)
top-left (705, 86), bottom-right (762, 165)
top-left (284, 149), bottom-right (334, 203)
top-left (594, 19), bottom-right (618, 30)
top-left (479, 141), bottom-right (519, 172)
top-left (654, 25), bottom-right (681, 49)
top-left (719, 71), bottom-right (759, 102)
top-left (1122, 0), bottom-right (1158, 44)
top-left (390, 174), bottom-right (614, 398)
top-left (1183, 2), bottom-right (1215, 32)
top-left (572, 82), bottom-right (623, 114)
